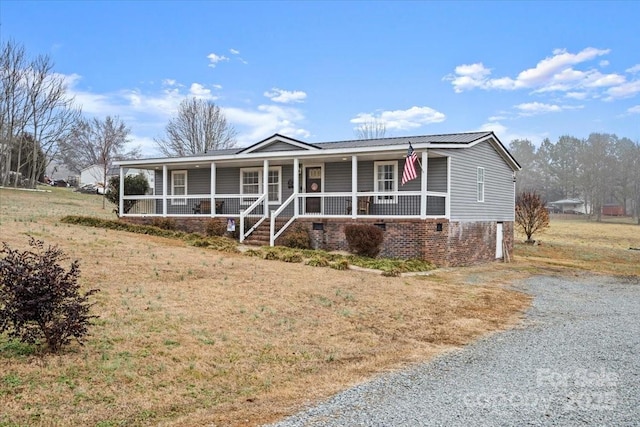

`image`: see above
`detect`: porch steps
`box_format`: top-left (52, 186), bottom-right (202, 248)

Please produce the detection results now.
top-left (243, 218), bottom-right (292, 246)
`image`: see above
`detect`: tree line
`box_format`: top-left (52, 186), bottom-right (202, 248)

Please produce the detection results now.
top-left (509, 134), bottom-right (640, 222)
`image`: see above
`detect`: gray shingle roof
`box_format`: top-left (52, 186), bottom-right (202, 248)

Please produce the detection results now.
top-left (311, 131), bottom-right (492, 149)
top-left (202, 131), bottom-right (493, 156)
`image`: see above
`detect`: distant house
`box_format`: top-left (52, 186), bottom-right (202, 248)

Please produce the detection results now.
top-left (114, 132), bottom-right (521, 266)
top-left (548, 199), bottom-right (587, 214)
top-left (80, 165), bottom-right (105, 186)
top-left (80, 164), bottom-right (154, 191)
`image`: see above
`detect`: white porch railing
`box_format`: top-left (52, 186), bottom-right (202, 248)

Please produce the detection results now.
top-left (239, 194), bottom-right (267, 243)
top-left (120, 191), bottom-right (448, 245)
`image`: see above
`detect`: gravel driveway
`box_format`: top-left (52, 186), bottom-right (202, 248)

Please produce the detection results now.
top-left (268, 275), bottom-right (640, 426)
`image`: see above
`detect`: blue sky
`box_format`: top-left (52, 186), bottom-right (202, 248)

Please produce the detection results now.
top-left (2, 1), bottom-right (639, 157)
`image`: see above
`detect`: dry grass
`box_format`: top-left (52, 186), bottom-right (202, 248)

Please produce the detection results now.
top-left (0, 187), bottom-right (636, 426)
top-left (515, 216), bottom-right (640, 277)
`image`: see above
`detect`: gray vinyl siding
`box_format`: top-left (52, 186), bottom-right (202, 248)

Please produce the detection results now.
top-left (254, 141), bottom-right (305, 152)
top-left (149, 156), bottom-right (453, 217)
top-left (449, 141), bottom-right (515, 221)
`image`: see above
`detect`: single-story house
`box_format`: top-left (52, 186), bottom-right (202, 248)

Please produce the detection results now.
top-left (114, 131), bottom-right (521, 266)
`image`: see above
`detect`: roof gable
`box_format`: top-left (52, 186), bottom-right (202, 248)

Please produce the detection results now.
top-left (238, 133), bottom-right (320, 154)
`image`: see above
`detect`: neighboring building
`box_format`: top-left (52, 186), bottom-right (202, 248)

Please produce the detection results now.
top-left (548, 199), bottom-right (587, 215)
top-left (114, 132), bottom-right (520, 266)
top-left (80, 164), bottom-right (154, 192)
top-left (80, 165), bottom-right (105, 186)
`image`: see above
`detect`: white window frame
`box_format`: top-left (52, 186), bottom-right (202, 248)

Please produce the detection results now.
top-left (373, 160), bottom-right (398, 204)
top-left (240, 166), bottom-right (282, 205)
top-left (171, 170), bottom-right (187, 205)
top-left (477, 167), bottom-right (485, 202)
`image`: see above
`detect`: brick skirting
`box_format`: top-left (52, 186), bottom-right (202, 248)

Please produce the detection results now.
top-left (120, 216), bottom-right (513, 267)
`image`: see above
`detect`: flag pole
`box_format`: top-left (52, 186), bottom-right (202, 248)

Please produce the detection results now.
top-left (409, 142), bottom-right (423, 170)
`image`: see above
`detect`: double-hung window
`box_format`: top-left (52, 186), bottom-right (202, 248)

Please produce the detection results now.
top-left (240, 167), bottom-right (281, 204)
top-left (477, 167), bottom-right (485, 202)
top-left (171, 170), bottom-right (187, 205)
top-left (374, 161), bottom-right (398, 204)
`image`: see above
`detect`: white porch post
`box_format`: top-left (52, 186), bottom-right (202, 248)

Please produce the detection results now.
top-left (293, 158), bottom-right (299, 216)
top-left (118, 167), bottom-right (124, 216)
top-left (351, 155), bottom-right (358, 219)
top-left (420, 150), bottom-right (428, 219)
top-left (162, 165), bottom-right (167, 217)
top-left (446, 156), bottom-right (451, 218)
top-left (263, 159), bottom-right (269, 217)
top-left (210, 161), bottom-right (216, 217)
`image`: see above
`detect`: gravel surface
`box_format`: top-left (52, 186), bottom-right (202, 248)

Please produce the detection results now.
top-left (267, 275), bottom-right (640, 426)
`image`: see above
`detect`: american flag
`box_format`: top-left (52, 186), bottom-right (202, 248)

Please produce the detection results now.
top-left (401, 143), bottom-right (418, 185)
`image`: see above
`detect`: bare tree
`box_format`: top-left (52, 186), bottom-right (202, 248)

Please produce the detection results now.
top-left (59, 116), bottom-right (140, 208)
top-left (355, 119), bottom-right (386, 140)
top-left (155, 97), bottom-right (237, 156)
top-left (0, 39), bottom-right (79, 188)
top-left (515, 191), bottom-right (550, 243)
top-left (0, 40), bottom-right (28, 186)
top-left (23, 54), bottom-right (80, 187)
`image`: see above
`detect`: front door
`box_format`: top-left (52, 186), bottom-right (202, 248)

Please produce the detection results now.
top-left (305, 167), bottom-right (322, 213)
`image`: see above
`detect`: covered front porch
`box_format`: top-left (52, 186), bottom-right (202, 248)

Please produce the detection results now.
top-left (117, 151), bottom-right (450, 246)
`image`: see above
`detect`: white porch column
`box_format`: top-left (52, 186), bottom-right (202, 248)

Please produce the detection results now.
top-left (446, 156), bottom-right (451, 218)
top-left (351, 155), bottom-right (358, 219)
top-left (293, 158), bottom-right (299, 216)
top-left (263, 159), bottom-right (269, 217)
top-left (210, 161), bottom-right (216, 217)
top-left (162, 165), bottom-right (168, 217)
top-left (118, 167), bottom-right (124, 216)
top-left (420, 150), bottom-right (428, 219)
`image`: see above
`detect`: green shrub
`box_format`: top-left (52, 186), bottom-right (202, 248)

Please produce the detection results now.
top-left (205, 219), bottom-right (226, 237)
top-left (106, 174), bottom-right (150, 214)
top-left (151, 217), bottom-right (177, 230)
top-left (344, 224), bottom-right (384, 258)
top-left (306, 256), bottom-right (330, 267)
top-left (329, 259), bottom-right (349, 270)
top-left (281, 252), bottom-right (303, 263)
top-left (281, 226), bottom-right (311, 249)
top-left (0, 238), bottom-right (99, 352)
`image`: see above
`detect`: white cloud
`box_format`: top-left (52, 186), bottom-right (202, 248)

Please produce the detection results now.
top-left (61, 73), bottom-right (311, 154)
top-left (264, 88), bottom-right (307, 104)
top-left (207, 53), bottom-right (229, 68)
top-left (514, 102), bottom-right (583, 116)
top-left (566, 92), bottom-right (588, 100)
top-left (478, 121), bottom-right (547, 145)
top-left (229, 48), bottom-right (240, 55)
top-left (446, 47), bottom-right (618, 95)
top-left (600, 60), bottom-right (610, 67)
top-left (189, 83), bottom-right (217, 100)
top-left (350, 106), bottom-right (445, 131)
top-left (626, 64), bottom-right (640, 73)
top-left (224, 104), bottom-right (309, 146)
top-left (628, 105), bottom-right (640, 114)
top-left (604, 79), bottom-right (640, 100)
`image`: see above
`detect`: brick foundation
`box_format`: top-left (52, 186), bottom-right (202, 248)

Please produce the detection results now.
top-left (120, 216), bottom-right (513, 267)
top-left (287, 218), bottom-right (514, 267)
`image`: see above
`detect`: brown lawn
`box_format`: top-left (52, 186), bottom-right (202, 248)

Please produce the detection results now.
top-left (0, 187), bottom-right (637, 426)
